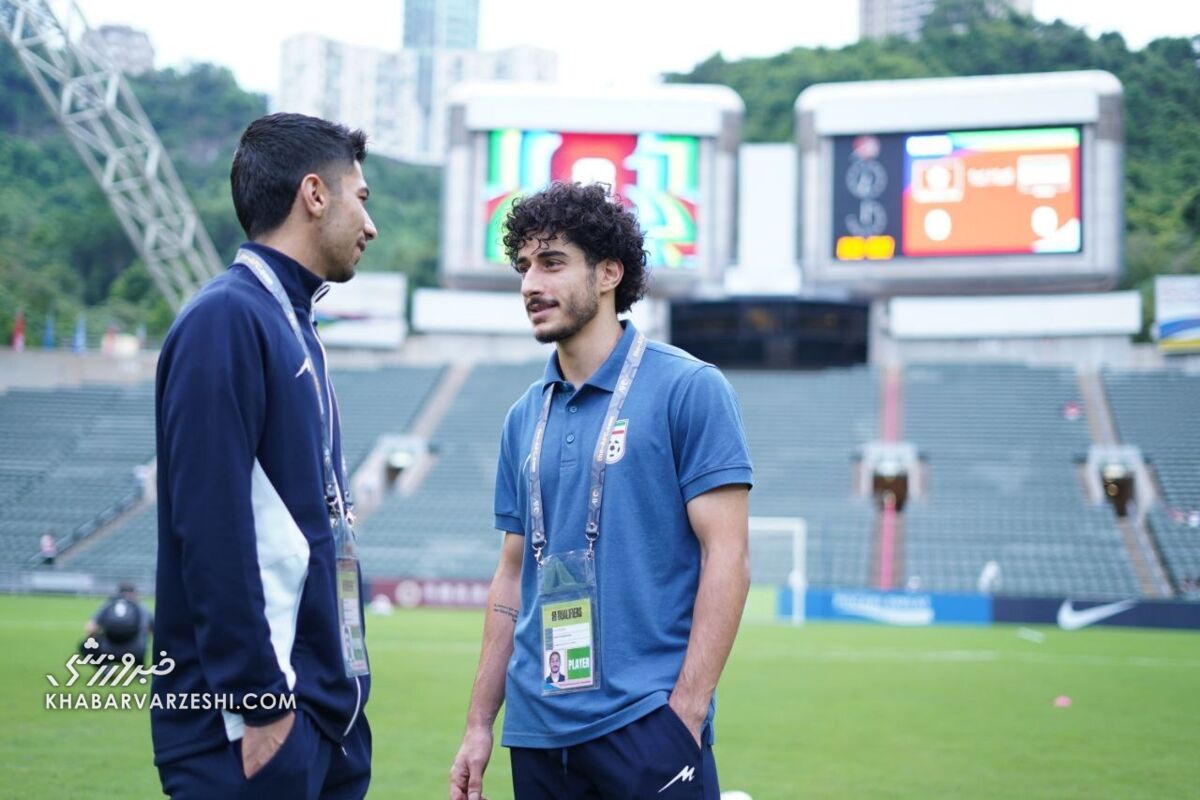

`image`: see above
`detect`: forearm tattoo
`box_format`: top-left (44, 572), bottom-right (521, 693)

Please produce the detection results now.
top-left (492, 603), bottom-right (519, 623)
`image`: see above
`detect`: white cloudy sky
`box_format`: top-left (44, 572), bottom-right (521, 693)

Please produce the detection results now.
top-left (73, 0), bottom-right (1200, 97)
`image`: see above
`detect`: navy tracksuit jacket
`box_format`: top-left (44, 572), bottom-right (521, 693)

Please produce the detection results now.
top-left (152, 243), bottom-right (368, 767)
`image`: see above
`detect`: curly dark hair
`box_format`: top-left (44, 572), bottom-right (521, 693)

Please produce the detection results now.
top-left (502, 182), bottom-right (649, 315)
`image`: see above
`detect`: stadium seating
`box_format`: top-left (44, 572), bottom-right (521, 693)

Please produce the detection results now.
top-left (0, 384), bottom-right (153, 563)
top-left (34, 366), bottom-right (442, 580)
top-left (5, 359), bottom-right (1194, 605)
top-left (903, 364), bottom-right (1141, 598)
top-left (359, 364), bottom-right (881, 587)
top-left (358, 363), bottom-right (542, 580)
top-left (1104, 370), bottom-right (1200, 590)
top-left (331, 366), bottom-right (443, 471)
top-left (725, 367), bottom-right (879, 589)
top-left (65, 505), bottom-right (158, 585)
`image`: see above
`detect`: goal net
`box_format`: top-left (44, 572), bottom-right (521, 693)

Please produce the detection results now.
top-left (745, 516), bottom-right (806, 625)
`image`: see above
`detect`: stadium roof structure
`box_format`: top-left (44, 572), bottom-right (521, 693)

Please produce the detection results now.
top-left (448, 81), bottom-right (744, 136)
top-left (0, 0), bottom-right (221, 311)
top-left (796, 70), bottom-right (1122, 136)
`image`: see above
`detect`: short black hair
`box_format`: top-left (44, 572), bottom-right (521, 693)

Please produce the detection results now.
top-left (230, 113), bottom-right (368, 239)
top-left (503, 182), bottom-right (649, 315)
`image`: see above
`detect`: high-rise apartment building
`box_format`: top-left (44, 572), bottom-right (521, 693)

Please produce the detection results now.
top-left (277, 36), bottom-right (418, 160)
top-left (404, 0), bottom-right (480, 50)
top-left (81, 24), bottom-right (155, 76)
top-left (276, 34), bottom-right (556, 164)
top-left (859, 0), bottom-right (1034, 41)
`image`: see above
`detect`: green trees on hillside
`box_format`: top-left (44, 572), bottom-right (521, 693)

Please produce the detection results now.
top-left (670, 2), bottom-right (1200, 306)
top-left (0, 50), bottom-right (440, 344)
top-left (1, 0), bottom-right (1196, 346)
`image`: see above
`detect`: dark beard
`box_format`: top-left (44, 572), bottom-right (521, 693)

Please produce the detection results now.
top-left (533, 290), bottom-right (599, 343)
top-left (324, 263), bottom-right (356, 284)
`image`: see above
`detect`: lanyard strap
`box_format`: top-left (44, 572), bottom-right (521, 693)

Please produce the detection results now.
top-left (529, 331), bottom-right (646, 564)
top-left (237, 247), bottom-right (346, 519)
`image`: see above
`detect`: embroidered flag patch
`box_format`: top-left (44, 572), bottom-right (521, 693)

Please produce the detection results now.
top-left (605, 419), bottom-right (628, 464)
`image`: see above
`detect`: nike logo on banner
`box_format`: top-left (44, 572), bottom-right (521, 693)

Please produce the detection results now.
top-left (658, 765), bottom-right (696, 793)
top-left (1057, 599), bottom-right (1137, 631)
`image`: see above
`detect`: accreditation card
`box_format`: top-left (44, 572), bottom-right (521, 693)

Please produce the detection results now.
top-left (334, 515), bottom-right (369, 677)
top-left (538, 548), bottom-right (599, 694)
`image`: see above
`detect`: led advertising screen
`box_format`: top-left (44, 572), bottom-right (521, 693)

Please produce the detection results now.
top-left (832, 126), bottom-right (1082, 262)
top-left (483, 130), bottom-right (701, 270)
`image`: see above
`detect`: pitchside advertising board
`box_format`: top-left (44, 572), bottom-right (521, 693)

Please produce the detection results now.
top-left (441, 82), bottom-right (741, 294)
top-left (315, 272), bottom-right (407, 349)
top-left (779, 589), bottom-right (1200, 631)
top-left (797, 71), bottom-right (1123, 296)
top-left (367, 578), bottom-right (1200, 631)
top-left (1155, 275), bottom-right (1200, 354)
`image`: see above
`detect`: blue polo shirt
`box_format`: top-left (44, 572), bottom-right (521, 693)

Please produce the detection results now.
top-left (494, 321), bottom-right (753, 749)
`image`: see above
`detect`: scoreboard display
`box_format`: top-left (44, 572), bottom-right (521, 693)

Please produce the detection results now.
top-left (832, 127), bottom-right (1082, 262)
top-left (483, 130), bottom-right (701, 271)
top-left (442, 83), bottom-right (741, 293)
top-left (797, 71), bottom-right (1122, 295)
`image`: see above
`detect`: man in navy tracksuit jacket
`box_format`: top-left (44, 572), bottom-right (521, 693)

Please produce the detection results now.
top-left (153, 113), bottom-right (378, 799)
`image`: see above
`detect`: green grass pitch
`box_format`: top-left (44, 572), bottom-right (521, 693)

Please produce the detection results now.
top-left (2, 593), bottom-right (1198, 798)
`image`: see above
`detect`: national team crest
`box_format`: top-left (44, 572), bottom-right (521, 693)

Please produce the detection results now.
top-left (605, 419), bottom-right (629, 464)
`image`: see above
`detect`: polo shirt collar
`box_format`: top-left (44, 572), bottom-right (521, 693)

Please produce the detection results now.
top-left (541, 320), bottom-right (638, 393)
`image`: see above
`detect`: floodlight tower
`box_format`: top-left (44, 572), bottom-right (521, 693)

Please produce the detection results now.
top-left (0, 0), bottom-right (221, 311)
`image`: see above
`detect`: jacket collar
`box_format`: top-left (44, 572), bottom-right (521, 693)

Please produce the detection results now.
top-left (541, 320), bottom-right (637, 393)
top-left (241, 242), bottom-right (328, 311)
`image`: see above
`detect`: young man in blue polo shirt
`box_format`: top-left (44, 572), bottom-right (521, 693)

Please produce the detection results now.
top-left (450, 182), bottom-right (753, 799)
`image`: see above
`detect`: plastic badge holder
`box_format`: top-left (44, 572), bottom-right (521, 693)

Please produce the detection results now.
top-left (538, 548), bottom-right (599, 695)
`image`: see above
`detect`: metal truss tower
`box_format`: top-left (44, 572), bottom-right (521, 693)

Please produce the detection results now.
top-left (1, 0), bottom-right (221, 311)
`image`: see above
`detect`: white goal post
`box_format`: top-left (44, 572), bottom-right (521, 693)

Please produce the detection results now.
top-left (747, 516), bottom-right (807, 625)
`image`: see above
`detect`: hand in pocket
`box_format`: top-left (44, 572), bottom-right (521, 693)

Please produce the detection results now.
top-left (242, 711), bottom-right (296, 779)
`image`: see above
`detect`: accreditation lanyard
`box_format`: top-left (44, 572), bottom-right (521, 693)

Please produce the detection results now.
top-left (528, 330), bottom-right (647, 564)
top-left (238, 248), bottom-right (347, 521)
top-left (238, 247), bottom-right (368, 677)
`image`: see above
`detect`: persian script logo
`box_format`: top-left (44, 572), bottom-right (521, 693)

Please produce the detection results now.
top-left (43, 643), bottom-right (295, 714)
top-left (45, 637), bottom-right (175, 688)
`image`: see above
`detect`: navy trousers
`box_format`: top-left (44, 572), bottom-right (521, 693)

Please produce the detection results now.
top-left (157, 711), bottom-right (370, 800)
top-left (510, 705), bottom-right (720, 799)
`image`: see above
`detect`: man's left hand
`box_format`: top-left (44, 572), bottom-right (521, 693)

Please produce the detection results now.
top-left (241, 711), bottom-right (295, 779)
top-left (667, 693), bottom-right (705, 748)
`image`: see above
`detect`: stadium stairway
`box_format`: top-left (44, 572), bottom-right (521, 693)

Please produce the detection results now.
top-left (1103, 369), bottom-right (1200, 595)
top-left (359, 363), bottom-right (884, 588)
top-left (40, 366), bottom-right (444, 587)
top-left (10, 361), bottom-right (1194, 605)
top-left (387, 363), bottom-right (474, 497)
top-left (0, 383), bottom-right (154, 567)
top-left (355, 361), bottom-right (544, 581)
top-left (899, 363), bottom-right (1144, 600)
top-left (871, 367), bottom-right (904, 589)
top-left (725, 366), bottom-right (880, 590)
top-left (1078, 369), bottom-right (1171, 597)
